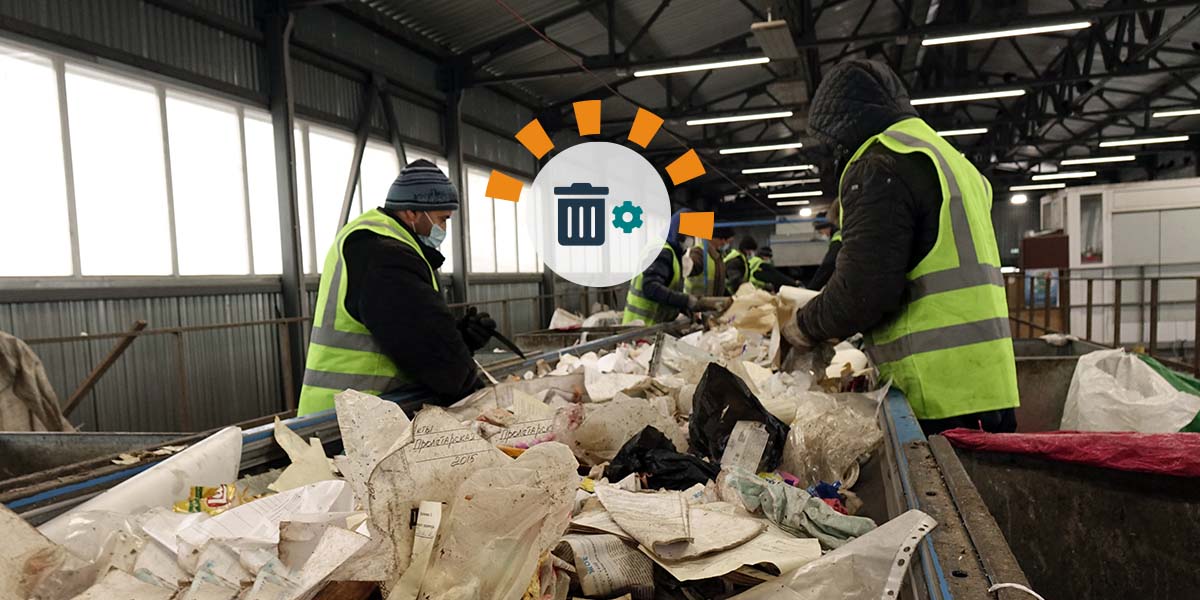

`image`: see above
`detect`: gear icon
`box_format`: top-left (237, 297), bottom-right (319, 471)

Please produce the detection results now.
top-left (612, 200), bottom-right (644, 234)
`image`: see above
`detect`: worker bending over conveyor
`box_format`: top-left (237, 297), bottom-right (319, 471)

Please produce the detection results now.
top-left (298, 160), bottom-right (494, 416)
top-left (624, 211), bottom-right (729, 325)
top-left (723, 236), bottom-right (758, 294)
top-left (782, 59), bottom-right (1019, 435)
top-left (747, 247), bottom-right (802, 292)
top-left (685, 227), bottom-right (735, 297)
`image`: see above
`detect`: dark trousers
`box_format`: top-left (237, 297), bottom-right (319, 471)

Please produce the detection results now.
top-left (919, 408), bottom-right (1018, 437)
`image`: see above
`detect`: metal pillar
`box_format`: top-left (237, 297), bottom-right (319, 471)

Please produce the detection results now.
top-left (379, 76), bottom-right (408, 167)
top-left (444, 81), bottom-right (470, 303)
top-left (337, 79), bottom-right (379, 229)
top-left (264, 0), bottom-right (308, 400)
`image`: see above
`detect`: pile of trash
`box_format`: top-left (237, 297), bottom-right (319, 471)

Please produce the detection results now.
top-left (5, 285), bottom-right (935, 600)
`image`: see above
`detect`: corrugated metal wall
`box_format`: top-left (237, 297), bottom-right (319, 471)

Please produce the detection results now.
top-left (0, 292), bottom-right (284, 432)
top-left (0, 1), bottom-right (553, 432)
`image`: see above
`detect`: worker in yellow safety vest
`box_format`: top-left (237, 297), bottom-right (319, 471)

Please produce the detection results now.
top-left (623, 210), bottom-right (708, 325)
top-left (781, 59), bottom-right (1019, 436)
top-left (807, 204), bottom-right (842, 290)
top-left (723, 236), bottom-right (758, 294)
top-left (297, 160), bottom-right (492, 416)
top-left (685, 227), bottom-right (735, 297)
top-left (748, 247), bottom-right (801, 292)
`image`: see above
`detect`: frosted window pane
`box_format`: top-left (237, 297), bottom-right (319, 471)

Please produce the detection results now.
top-left (244, 112), bottom-right (281, 274)
top-left (515, 176), bottom-right (538, 273)
top-left (167, 93), bottom-right (248, 275)
top-left (441, 218), bottom-right (454, 273)
top-left (494, 195), bottom-right (518, 272)
top-left (307, 125), bottom-right (354, 272)
top-left (359, 142), bottom-right (399, 212)
top-left (404, 146), bottom-right (449, 173)
top-left (466, 167), bottom-right (495, 273)
top-left (295, 129), bottom-right (312, 273)
top-left (67, 67), bottom-right (171, 275)
top-left (0, 46), bottom-right (71, 276)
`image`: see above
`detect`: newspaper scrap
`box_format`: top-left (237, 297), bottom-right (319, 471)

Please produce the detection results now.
top-left (594, 486), bottom-right (691, 550)
top-left (334, 390), bottom-right (412, 507)
top-left (646, 521), bottom-right (822, 582)
top-left (653, 503), bottom-right (766, 562)
top-left (554, 534), bottom-right (654, 600)
top-left (366, 406), bottom-right (513, 578)
top-left (388, 501), bottom-right (442, 600)
top-left (269, 416), bottom-right (335, 494)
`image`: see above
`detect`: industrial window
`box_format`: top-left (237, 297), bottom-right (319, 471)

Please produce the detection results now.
top-left (166, 92), bottom-right (249, 275)
top-left (243, 111), bottom-right (282, 274)
top-left (305, 125), bottom-right (356, 273)
top-left (66, 66), bottom-right (172, 276)
top-left (0, 45), bottom-right (71, 276)
top-left (466, 166), bottom-right (497, 273)
top-left (358, 141), bottom-right (400, 214)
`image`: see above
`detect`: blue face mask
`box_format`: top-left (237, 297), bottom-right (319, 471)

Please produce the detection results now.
top-left (419, 213), bottom-right (447, 249)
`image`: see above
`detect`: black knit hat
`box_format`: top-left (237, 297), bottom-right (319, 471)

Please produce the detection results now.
top-left (384, 159), bottom-right (460, 211)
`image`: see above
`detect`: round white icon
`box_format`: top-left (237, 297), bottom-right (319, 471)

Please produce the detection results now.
top-left (522, 142), bottom-right (672, 287)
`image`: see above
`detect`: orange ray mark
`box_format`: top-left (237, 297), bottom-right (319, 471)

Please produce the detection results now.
top-left (515, 118), bottom-right (554, 159)
top-left (485, 170), bottom-right (523, 202)
top-left (665, 149), bottom-right (705, 185)
top-left (678, 212), bottom-right (715, 240)
top-left (627, 108), bottom-right (664, 148)
top-left (574, 100), bottom-right (601, 135)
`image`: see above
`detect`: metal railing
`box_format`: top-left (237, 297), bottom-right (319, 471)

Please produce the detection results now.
top-left (20, 285), bottom-right (629, 430)
top-left (1006, 269), bottom-right (1199, 375)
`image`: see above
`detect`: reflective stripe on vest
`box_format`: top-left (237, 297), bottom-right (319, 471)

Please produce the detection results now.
top-left (685, 241), bottom-right (719, 296)
top-left (845, 118), bottom-right (1017, 420)
top-left (623, 245), bottom-right (682, 325)
top-left (298, 211), bottom-right (438, 415)
top-left (748, 256), bottom-right (770, 289)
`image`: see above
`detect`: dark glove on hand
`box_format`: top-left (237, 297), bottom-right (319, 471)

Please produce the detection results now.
top-left (458, 306), bottom-right (497, 352)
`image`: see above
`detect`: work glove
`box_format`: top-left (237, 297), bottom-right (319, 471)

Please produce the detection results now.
top-left (781, 314), bottom-right (814, 350)
top-left (458, 306), bottom-right (497, 352)
top-left (696, 296), bottom-right (732, 313)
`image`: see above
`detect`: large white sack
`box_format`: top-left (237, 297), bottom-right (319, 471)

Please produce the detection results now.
top-left (1061, 349), bottom-right (1200, 433)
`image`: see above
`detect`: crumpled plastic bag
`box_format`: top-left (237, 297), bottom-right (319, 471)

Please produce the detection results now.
top-left (605, 425), bottom-right (720, 490)
top-left (780, 387), bottom-right (887, 489)
top-left (730, 509), bottom-right (936, 599)
top-left (1061, 348), bottom-right (1200, 433)
top-left (718, 467), bottom-right (876, 550)
top-left (548, 308), bottom-right (583, 330)
top-left (417, 442), bottom-right (579, 600)
top-left (757, 369), bottom-right (816, 423)
top-left (689, 363), bottom-right (790, 472)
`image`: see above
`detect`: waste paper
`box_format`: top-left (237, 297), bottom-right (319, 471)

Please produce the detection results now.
top-left (12, 285), bottom-right (932, 599)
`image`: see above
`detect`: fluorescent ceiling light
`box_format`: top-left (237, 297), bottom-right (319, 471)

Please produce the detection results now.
top-left (911, 89), bottom-right (1025, 106)
top-left (1099, 135), bottom-right (1190, 147)
top-left (1061, 155), bottom-right (1135, 165)
top-left (1031, 170), bottom-right (1097, 181)
top-left (742, 164), bottom-right (813, 174)
top-left (777, 200), bottom-right (812, 206)
top-left (1010, 183), bottom-right (1066, 191)
top-left (758, 177), bottom-right (821, 187)
top-left (768, 190), bottom-right (822, 199)
top-left (719, 141), bottom-right (804, 154)
top-left (635, 56), bottom-right (770, 77)
top-left (1010, 194), bottom-right (1028, 205)
top-left (799, 207), bottom-right (813, 217)
top-left (687, 110), bottom-right (793, 126)
top-left (922, 22), bottom-right (1091, 46)
top-left (1152, 108), bottom-right (1200, 118)
top-left (937, 127), bottom-right (988, 137)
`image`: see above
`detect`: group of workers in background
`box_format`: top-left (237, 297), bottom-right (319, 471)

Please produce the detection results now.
top-left (297, 58), bottom-right (1020, 441)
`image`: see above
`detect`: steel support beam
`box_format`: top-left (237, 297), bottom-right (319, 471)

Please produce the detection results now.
top-left (338, 79), bottom-right (379, 230)
top-left (443, 73), bottom-right (470, 303)
top-left (264, 0), bottom-right (308, 400)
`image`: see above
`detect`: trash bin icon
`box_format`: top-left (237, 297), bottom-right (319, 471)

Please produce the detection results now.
top-left (555, 182), bottom-right (608, 247)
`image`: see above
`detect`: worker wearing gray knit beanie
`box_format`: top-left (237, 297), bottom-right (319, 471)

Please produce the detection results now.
top-left (297, 158), bottom-right (488, 417)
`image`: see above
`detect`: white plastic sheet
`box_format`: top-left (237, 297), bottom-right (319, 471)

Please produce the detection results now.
top-left (730, 509), bottom-right (937, 600)
top-left (40, 426), bottom-right (242, 543)
top-left (1061, 349), bottom-right (1200, 432)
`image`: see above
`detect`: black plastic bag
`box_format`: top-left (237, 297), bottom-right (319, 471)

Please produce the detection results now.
top-left (689, 362), bottom-right (790, 472)
top-left (605, 425), bottom-right (720, 490)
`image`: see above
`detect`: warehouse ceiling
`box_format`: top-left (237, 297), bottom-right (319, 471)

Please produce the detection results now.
top-left (338, 0), bottom-right (1200, 215)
